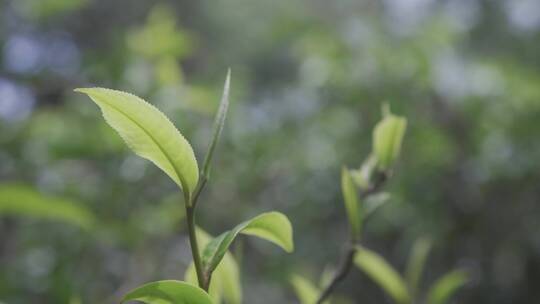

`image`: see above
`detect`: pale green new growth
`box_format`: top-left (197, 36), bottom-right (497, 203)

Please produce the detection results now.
top-left (121, 280), bottom-right (213, 304)
top-left (341, 167), bottom-right (361, 240)
top-left (202, 212), bottom-right (293, 277)
top-left (405, 238), bottom-right (432, 296)
top-left (373, 106), bottom-right (407, 170)
top-left (75, 88), bottom-right (199, 199)
top-left (290, 275), bottom-right (324, 304)
top-left (354, 246), bottom-right (411, 304)
top-left (426, 270), bottom-right (469, 304)
top-left (0, 184), bottom-right (94, 229)
top-left (186, 228), bottom-right (242, 304)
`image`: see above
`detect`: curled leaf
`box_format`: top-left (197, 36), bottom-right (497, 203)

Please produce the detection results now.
top-left (373, 106), bottom-right (407, 170)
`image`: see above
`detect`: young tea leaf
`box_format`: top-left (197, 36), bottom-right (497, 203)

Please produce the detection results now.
top-left (341, 167), bottom-right (361, 240)
top-left (75, 88), bottom-right (199, 199)
top-left (185, 228), bottom-right (242, 304)
top-left (373, 106), bottom-right (407, 170)
top-left (202, 212), bottom-right (293, 277)
top-left (405, 238), bottom-right (432, 296)
top-left (201, 69), bottom-right (231, 179)
top-left (426, 269), bottom-right (469, 304)
top-left (0, 183), bottom-right (95, 229)
top-left (354, 246), bottom-right (410, 304)
top-left (121, 280), bottom-right (213, 304)
top-left (290, 274), bottom-right (323, 304)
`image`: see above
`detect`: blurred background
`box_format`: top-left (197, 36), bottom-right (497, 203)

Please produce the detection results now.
top-left (1, 0), bottom-right (540, 303)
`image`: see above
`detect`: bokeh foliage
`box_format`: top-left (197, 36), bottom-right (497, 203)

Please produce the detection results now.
top-left (1, 0), bottom-right (540, 303)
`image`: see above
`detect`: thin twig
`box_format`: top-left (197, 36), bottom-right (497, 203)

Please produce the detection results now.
top-left (316, 171), bottom-right (388, 304)
top-left (186, 205), bottom-right (206, 289)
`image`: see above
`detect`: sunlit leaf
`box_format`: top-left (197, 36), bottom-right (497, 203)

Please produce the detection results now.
top-left (202, 212), bottom-right (293, 277)
top-left (426, 270), bottom-right (469, 304)
top-left (185, 228), bottom-right (241, 304)
top-left (373, 105), bottom-right (407, 170)
top-left (354, 246), bottom-right (410, 304)
top-left (341, 167), bottom-right (361, 240)
top-left (405, 238), bottom-right (432, 296)
top-left (75, 88), bottom-right (199, 198)
top-left (121, 280), bottom-right (212, 304)
top-left (0, 183), bottom-right (94, 229)
top-left (290, 274), bottom-right (324, 304)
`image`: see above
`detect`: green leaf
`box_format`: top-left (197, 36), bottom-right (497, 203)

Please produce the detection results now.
top-left (354, 246), bottom-right (410, 304)
top-left (0, 183), bottom-right (95, 229)
top-left (121, 280), bottom-right (213, 304)
top-left (341, 167), bottom-right (361, 240)
top-left (75, 88), bottom-right (199, 198)
top-left (405, 238), bottom-right (432, 296)
top-left (186, 228), bottom-right (241, 304)
top-left (290, 274), bottom-right (323, 304)
top-left (202, 212), bottom-right (293, 277)
top-left (373, 106), bottom-right (407, 170)
top-left (201, 69), bottom-right (231, 179)
top-left (426, 270), bottom-right (469, 304)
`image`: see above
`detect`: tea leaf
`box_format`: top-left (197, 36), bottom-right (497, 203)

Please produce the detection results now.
top-left (0, 183), bottom-right (94, 229)
top-left (75, 88), bottom-right (199, 198)
top-left (341, 167), bottom-right (361, 240)
top-left (405, 238), bottom-right (432, 295)
top-left (202, 212), bottom-right (293, 277)
top-left (121, 280), bottom-right (213, 304)
top-left (290, 274), bottom-right (323, 304)
top-left (373, 106), bottom-right (407, 170)
top-left (354, 246), bottom-right (410, 304)
top-left (426, 269), bottom-right (469, 304)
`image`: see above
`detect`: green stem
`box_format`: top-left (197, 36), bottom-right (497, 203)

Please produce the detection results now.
top-left (186, 205), bottom-right (206, 289)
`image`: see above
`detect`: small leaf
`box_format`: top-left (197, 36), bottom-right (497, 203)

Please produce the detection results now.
top-left (373, 106), bottom-right (407, 170)
top-left (0, 183), bottom-right (95, 229)
top-left (290, 274), bottom-right (324, 304)
top-left (121, 280), bottom-right (213, 304)
top-left (75, 88), bottom-right (199, 198)
top-left (426, 269), bottom-right (469, 304)
top-left (350, 154), bottom-right (377, 190)
top-left (354, 246), bottom-right (410, 304)
top-left (185, 228), bottom-right (241, 304)
top-left (202, 212), bottom-right (293, 277)
top-left (341, 167), bottom-right (361, 240)
top-left (201, 69), bottom-right (231, 179)
top-left (405, 238), bottom-right (432, 296)
top-left (364, 192), bottom-right (391, 217)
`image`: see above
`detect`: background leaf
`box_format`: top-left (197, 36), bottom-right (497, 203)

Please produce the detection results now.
top-left (426, 270), bottom-right (469, 304)
top-left (341, 167), bottom-right (361, 240)
top-left (405, 238), bottom-right (432, 296)
top-left (121, 280), bottom-right (213, 304)
top-left (354, 246), bottom-right (410, 304)
top-left (0, 183), bottom-right (94, 229)
top-left (202, 212), bottom-right (293, 277)
top-left (373, 109), bottom-right (407, 170)
top-left (290, 274), bottom-right (324, 304)
top-left (75, 88), bottom-right (199, 197)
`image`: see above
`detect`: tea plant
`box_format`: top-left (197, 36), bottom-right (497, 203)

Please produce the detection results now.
top-left (76, 70), bottom-right (292, 303)
top-left (290, 108), bottom-right (469, 304)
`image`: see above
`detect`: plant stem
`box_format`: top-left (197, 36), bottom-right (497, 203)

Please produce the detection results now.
top-left (186, 205), bottom-right (206, 289)
top-left (316, 171), bottom-right (388, 304)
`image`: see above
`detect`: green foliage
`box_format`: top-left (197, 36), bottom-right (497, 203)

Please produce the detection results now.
top-left (290, 275), bottom-right (322, 304)
top-left (201, 212), bottom-right (293, 277)
top-left (373, 106), bottom-right (407, 170)
top-left (405, 238), bottom-right (432, 296)
top-left (0, 183), bottom-right (94, 229)
top-left (341, 167), bottom-right (361, 240)
top-left (426, 270), bottom-right (469, 304)
top-left (354, 246), bottom-right (411, 304)
top-left (121, 280), bottom-right (213, 304)
top-left (185, 228), bottom-right (242, 304)
top-left (75, 88), bottom-right (199, 199)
